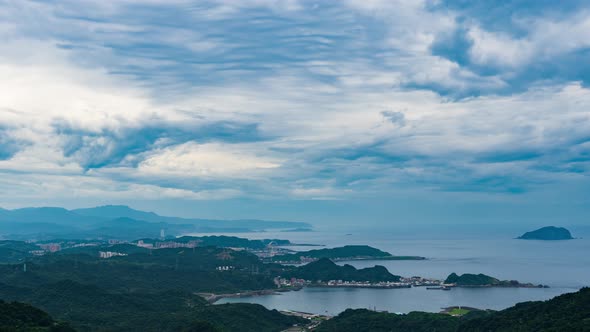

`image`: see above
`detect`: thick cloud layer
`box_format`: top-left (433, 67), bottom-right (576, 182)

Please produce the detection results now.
top-left (0, 0), bottom-right (589, 223)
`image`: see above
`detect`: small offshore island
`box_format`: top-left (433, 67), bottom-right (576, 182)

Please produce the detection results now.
top-left (517, 226), bottom-right (574, 240)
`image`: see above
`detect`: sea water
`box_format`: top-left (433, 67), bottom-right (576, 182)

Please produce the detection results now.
top-left (204, 225), bottom-right (590, 314)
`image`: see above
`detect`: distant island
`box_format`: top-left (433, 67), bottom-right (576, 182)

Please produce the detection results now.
top-left (517, 226), bottom-right (574, 240)
top-left (268, 245), bottom-right (425, 263)
top-left (444, 273), bottom-right (547, 288)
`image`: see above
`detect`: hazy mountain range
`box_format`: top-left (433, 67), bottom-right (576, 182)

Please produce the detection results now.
top-left (0, 205), bottom-right (310, 240)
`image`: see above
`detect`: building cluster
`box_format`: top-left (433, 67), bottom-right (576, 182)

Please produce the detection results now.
top-left (136, 240), bottom-right (200, 249)
top-left (215, 265), bottom-right (234, 271)
top-left (38, 243), bottom-right (61, 252)
top-left (322, 280), bottom-right (412, 288)
top-left (274, 276), bottom-right (444, 289)
top-left (275, 277), bottom-right (309, 288)
top-left (399, 276), bottom-right (442, 287)
top-left (99, 251), bottom-right (128, 259)
top-left (29, 241), bottom-right (103, 256)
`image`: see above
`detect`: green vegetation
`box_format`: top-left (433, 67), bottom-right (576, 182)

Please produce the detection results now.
top-left (0, 241), bottom-right (311, 330)
top-left (447, 308), bottom-right (471, 316)
top-left (316, 288), bottom-right (590, 332)
top-left (444, 273), bottom-right (543, 287)
top-left (270, 245), bottom-right (424, 262)
top-left (0, 247), bottom-right (275, 294)
top-left (0, 240), bottom-right (42, 264)
top-left (518, 226), bottom-right (574, 240)
top-left (281, 258), bottom-right (401, 282)
top-left (316, 309), bottom-right (460, 332)
top-left (0, 300), bottom-right (74, 331)
top-left (460, 287), bottom-right (590, 331)
top-left (0, 280), bottom-right (303, 331)
top-left (445, 273), bottom-right (500, 286)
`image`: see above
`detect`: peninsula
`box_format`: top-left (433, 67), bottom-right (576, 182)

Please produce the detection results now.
top-left (281, 257), bottom-right (402, 283)
top-left (444, 273), bottom-right (547, 288)
top-left (517, 226), bottom-right (574, 240)
top-left (268, 245), bottom-right (425, 263)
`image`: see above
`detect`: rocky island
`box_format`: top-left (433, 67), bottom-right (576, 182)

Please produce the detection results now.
top-left (444, 273), bottom-right (547, 288)
top-left (517, 226), bottom-right (574, 240)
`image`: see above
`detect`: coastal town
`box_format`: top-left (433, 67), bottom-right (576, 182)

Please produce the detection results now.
top-left (274, 276), bottom-right (444, 290)
top-left (12, 236), bottom-right (547, 295)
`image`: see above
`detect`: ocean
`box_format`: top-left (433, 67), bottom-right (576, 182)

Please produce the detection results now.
top-left (201, 225), bottom-right (590, 314)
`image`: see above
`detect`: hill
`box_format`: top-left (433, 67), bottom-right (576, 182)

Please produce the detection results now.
top-left (444, 273), bottom-right (544, 288)
top-left (281, 258), bottom-right (401, 282)
top-left (0, 247), bottom-right (275, 294)
top-left (270, 245), bottom-right (424, 263)
top-left (518, 226), bottom-right (574, 240)
top-left (0, 299), bottom-right (74, 331)
top-left (316, 287), bottom-right (590, 332)
top-left (0, 280), bottom-right (303, 331)
top-left (0, 245), bottom-right (306, 331)
top-left (445, 273), bottom-right (500, 286)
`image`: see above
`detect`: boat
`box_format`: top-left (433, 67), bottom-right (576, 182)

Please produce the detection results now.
top-left (426, 286), bottom-right (452, 290)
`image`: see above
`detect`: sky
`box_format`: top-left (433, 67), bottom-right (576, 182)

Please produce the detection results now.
top-left (0, 0), bottom-right (589, 227)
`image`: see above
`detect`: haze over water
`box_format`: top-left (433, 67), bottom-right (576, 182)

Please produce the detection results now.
top-left (214, 226), bottom-right (590, 314)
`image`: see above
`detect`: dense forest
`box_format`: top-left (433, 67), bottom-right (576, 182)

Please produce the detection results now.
top-left (0, 247), bottom-right (279, 294)
top-left (445, 273), bottom-right (501, 286)
top-left (444, 273), bottom-right (544, 287)
top-left (1, 236), bottom-right (587, 331)
top-left (280, 258), bottom-right (401, 282)
top-left (0, 300), bottom-right (74, 331)
top-left (0, 280), bottom-right (304, 331)
top-left (316, 287), bottom-right (590, 332)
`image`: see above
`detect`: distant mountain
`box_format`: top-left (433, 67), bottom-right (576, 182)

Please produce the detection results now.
top-left (518, 226), bottom-right (574, 240)
top-left (0, 205), bottom-right (311, 240)
top-left (0, 207), bottom-right (102, 226)
top-left (73, 205), bottom-right (311, 230)
top-left (73, 205), bottom-right (162, 222)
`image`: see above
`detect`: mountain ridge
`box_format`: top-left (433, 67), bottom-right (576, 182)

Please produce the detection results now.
top-left (0, 205), bottom-right (311, 240)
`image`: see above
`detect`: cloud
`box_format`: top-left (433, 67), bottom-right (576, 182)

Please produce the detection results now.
top-left (55, 120), bottom-right (268, 169)
top-left (1, 0), bottom-right (590, 208)
top-left (0, 126), bottom-right (28, 160)
top-left (381, 111), bottom-right (406, 126)
top-left (137, 142), bottom-right (281, 178)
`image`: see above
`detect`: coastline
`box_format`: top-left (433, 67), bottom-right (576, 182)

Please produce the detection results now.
top-left (199, 287), bottom-right (301, 304)
top-left (270, 255), bottom-right (427, 264)
top-left (203, 282), bottom-right (550, 304)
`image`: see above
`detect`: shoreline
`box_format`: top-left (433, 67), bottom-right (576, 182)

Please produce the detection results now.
top-left (202, 282), bottom-right (549, 304)
top-left (269, 255), bottom-right (427, 264)
top-left (199, 287), bottom-right (301, 303)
